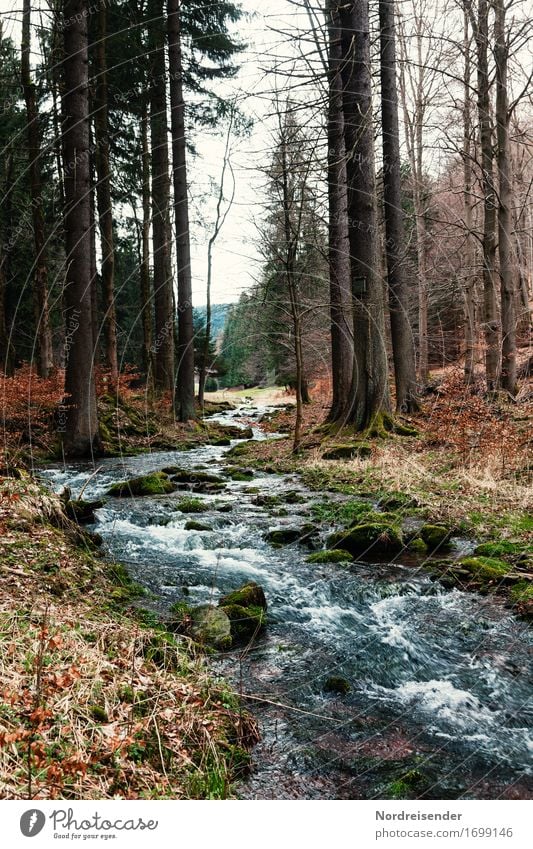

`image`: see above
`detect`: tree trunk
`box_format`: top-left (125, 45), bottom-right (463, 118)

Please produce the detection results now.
top-left (149, 0), bottom-right (175, 395)
top-left (325, 1), bottom-right (353, 423)
top-left (0, 244), bottom-right (13, 374)
top-left (494, 0), bottom-right (516, 395)
top-left (462, 8), bottom-right (478, 386)
top-left (140, 100), bottom-right (155, 387)
top-left (339, 0), bottom-right (392, 430)
top-left (167, 0), bottom-right (196, 420)
top-left (61, 0), bottom-right (99, 457)
top-left (94, 3), bottom-right (118, 383)
top-left (474, 0), bottom-right (500, 391)
top-left (21, 0), bottom-right (53, 378)
top-left (379, 0), bottom-right (419, 413)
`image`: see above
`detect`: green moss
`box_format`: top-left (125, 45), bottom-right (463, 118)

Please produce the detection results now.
top-left (328, 522), bottom-right (403, 556)
top-left (407, 538), bottom-right (428, 555)
top-left (307, 549), bottom-right (354, 564)
top-left (226, 440), bottom-right (258, 458)
top-left (142, 631), bottom-right (182, 669)
top-left (219, 582), bottom-right (267, 610)
top-left (322, 443), bottom-right (372, 461)
top-left (458, 556), bottom-right (511, 580)
top-left (107, 472), bottom-right (175, 497)
top-left (177, 497), bottom-right (207, 514)
top-left (510, 581), bottom-right (533, 603)
top-left (90, 705), bottom-right (109, 723)
top-left (190, 606), bottom-right (232, 650)
top-left (225, 467), bottom-right (254, 481)
top-left (474, 541), bottom-right (531, 560)
top-left (220, 603), bottom-right (266, 643)
top-left (419, 523), bottom-right (452, 550)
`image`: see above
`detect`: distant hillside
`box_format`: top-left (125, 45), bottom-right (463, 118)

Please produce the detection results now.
top-left (193, 304), bottom-right (233, 339)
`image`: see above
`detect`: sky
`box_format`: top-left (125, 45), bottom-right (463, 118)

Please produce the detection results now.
top-left (0, 0), bottom-right (309, 306)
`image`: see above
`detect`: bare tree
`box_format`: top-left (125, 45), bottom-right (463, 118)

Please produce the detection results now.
top-left (198, 111), bottom-right (236, 410)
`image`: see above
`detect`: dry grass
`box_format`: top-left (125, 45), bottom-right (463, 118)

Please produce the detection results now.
top-left (0, 477), bottom-right (257, 800)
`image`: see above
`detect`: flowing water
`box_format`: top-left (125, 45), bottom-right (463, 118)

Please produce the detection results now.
top-left (40, 405), bottom-right (533, 799)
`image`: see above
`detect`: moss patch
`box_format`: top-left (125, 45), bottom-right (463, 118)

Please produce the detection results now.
top-left (107, 472), bottom-right (175, 498)
top-left (307, 549), bottom-right (354, 564)
top-left (329, 522), bottom-right (403, 556)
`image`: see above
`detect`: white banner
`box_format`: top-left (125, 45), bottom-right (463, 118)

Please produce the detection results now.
top-left (1, 800), bottom-right (532, 849)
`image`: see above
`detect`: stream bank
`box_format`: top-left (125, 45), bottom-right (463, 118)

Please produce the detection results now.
top-left (38, 401), bottom-right (533, 800)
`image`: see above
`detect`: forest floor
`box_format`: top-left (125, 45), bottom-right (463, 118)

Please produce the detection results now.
top-left (0, 473), bottom-right (257, 800)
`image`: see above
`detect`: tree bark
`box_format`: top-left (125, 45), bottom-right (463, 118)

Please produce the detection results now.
top-left (325, 1), bottom-right (353, 422)
top-left (167, 0), bottom-right (196, 420)
top-left (149, 0), bottom-right (175, 395)
top-left (21, 0), bottom-right (53, 378)
top-left (94, 3), bottom-right (118, 383)
top-left (494, 0), bottom-right (516, 395)
top-left (379, 0), bottom-right (419, 412)
top-left (61, 0), bottom-right (99, 456)
top-left (140, 100), bottom-right (155, 387)
top-left (473, 0), bottom-right (500, 391)
top-left (462, 8), bottom-right (478, 386)
top-left (339, 0), bottom-right (392, 430)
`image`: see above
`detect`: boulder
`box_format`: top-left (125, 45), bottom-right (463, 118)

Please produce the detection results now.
top-left (418, 524), bottom-right (452, 551)
top-left (107, 471), bottom-right (176, 497)
top-left (220, 603), bottom-right (266, 643)
top-left (190, 606), bottom-right (232, 650)
top-left (219, 581), bottom-right (267, 610)
top-left (266, 524), bottom-right (319, 546)
top-left (328, 522), bottom-right (403, 556)
top-left (307, 549), bottom-right (354, 564)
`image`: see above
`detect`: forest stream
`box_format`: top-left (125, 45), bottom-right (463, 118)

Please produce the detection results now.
top-left (39, 404), bottom-right (533, 800)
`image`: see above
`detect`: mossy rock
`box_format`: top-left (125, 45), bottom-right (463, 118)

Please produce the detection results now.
top-left (284, 490), bottom-right (307, 504)
top-left (328, 522), bottom-right (403, 556)
top-left (322, 443), bottom-right (372, 461)
top-left (323, 676), bottom-right (351, 695)
top-left (418, 523), bottom-right (452, 551)
top-left (266, 525), bottom-right (318, 546)
top-left (65, 498), bottom-right (104, 524)
top-left (190, 606), bottom-right (232, 650)
top-left (164, 468), bottom-right (224, 484)
top-left (407, 538), bottom-right (428, 555)
top-left (209, 437), bottom-right (231, 446)
top-left (252, 494), bottom-right (282, 507)
top-left (184, 520), bottom-right (212, 531)
top-left (219, 581), bottom-right (267, 610)
top-left (225, 466), bottom-right (254, 481)
top-left (220, 603), bottom-right (266, 643)
top-left (176, 497), bottom-right (207, 514)
top-left (226, 440), bottom-right (258, 458)
top-left (307, 549), bottom-right (354, 564)
top-left (217, 503), bottom-right (233, 513)
top-left (107, 472), bottom-right (175, 498)
top-left (458, 556), bottom-right (512, 581)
